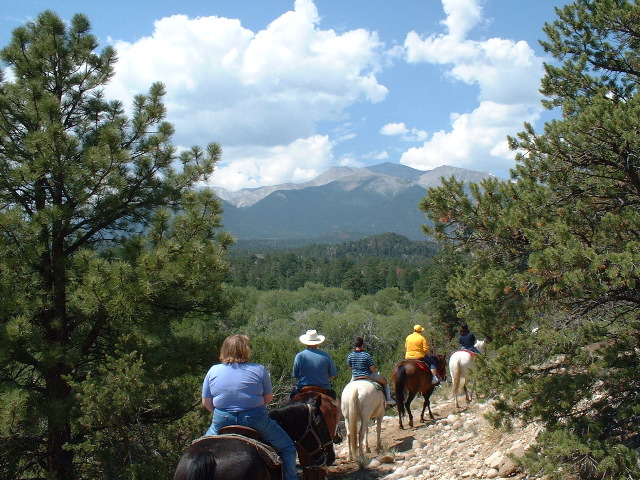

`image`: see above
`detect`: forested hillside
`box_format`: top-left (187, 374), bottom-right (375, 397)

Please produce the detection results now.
top-left (226, 233), bottom-right (440, 294)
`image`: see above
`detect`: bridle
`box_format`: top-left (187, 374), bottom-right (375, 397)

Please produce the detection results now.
top-left (294, 403), bottom-right (334, 471)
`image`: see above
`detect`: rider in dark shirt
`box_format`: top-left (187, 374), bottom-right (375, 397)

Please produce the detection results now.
top-left (459, 323), bottom-right (480, 354)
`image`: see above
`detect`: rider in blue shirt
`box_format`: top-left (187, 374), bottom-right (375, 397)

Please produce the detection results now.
top-left (201, 334), bottom-right (297, 480)
top-left (291, 330), bottom-right (341, 442)
top-left (292, 330), bottom-right (338, 397)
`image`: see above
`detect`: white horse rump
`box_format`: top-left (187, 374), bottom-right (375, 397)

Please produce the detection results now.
top-left (340, 380), bottom-right (385, 460)
top-left (449, 339), bottom-right (486, 408)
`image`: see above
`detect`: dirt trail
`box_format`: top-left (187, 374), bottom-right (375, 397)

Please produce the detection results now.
top-left (324, 387), bottom-right (540, 480)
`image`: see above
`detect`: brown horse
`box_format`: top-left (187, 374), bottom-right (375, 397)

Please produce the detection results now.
top-left (286, 388), bottom-right (338, 480)
top-left (291, 386), bottom-right (340, 445)
top-left (392, 354), bottom-right (447, 429)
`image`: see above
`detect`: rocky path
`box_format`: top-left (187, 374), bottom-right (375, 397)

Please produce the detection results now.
top-left (325, 393), bottom-right (543, 480)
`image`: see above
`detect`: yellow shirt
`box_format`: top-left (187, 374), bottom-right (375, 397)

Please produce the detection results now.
top-left (405, 332), bottom-right (429, 359)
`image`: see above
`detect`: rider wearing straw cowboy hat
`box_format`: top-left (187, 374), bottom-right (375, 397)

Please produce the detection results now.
top-left (291, 329), bottom-right (341, 441)
top-left (405, 324), bottom-right (440, 385)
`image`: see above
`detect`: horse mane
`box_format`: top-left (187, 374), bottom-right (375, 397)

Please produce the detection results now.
top-left (186, 450), bottom-right (217, 480)
top-left (269, 401), bottom-right (310, 425)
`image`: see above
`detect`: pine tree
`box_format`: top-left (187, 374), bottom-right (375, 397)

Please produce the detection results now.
top-left (419, 1), bottom-right (640, 478)
top-left (0, 11), bottom-right (232, 479)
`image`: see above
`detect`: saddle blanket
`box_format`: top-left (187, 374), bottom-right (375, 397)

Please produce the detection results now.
top-left (396, 359), bottom-right (431, 372)
top-left (459, 349), bottom-right (477, 357)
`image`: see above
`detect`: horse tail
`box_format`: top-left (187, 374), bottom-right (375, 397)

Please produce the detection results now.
top-left (394, 365), bottom-right (406, 420)
top-left (450, 354), bottom-right (461, 400)
top-left (186, 451), bottom-right (217, 480)
top-left (349, 385), bottom-right (365, 455)
top-left (347, 383), bottom-right (360, 456)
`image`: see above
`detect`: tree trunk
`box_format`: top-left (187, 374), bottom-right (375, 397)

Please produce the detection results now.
top-left (46, 368), bottom-right (74, 480)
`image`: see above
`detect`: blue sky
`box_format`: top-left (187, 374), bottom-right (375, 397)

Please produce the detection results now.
top-left (1, 0), bottom-right (570, 191)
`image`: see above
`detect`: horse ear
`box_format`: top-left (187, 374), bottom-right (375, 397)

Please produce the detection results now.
top-left (315, 394), bottom-right (323, 410)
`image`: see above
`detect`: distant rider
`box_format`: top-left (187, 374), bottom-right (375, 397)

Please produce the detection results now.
top-left (405, 324), bottom-right (440, 384)
top-left (458, 323), bottom-right (481, 354)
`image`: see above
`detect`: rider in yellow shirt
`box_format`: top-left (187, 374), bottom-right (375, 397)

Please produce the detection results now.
top-left (405, 324), bottom-right (440, 384)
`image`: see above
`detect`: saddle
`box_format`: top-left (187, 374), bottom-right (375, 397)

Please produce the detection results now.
top-left (352, 377), bottom-right (384, 392)
top-left (199, 429), bottom-right (283, 478)
top-left (459, 349), bottom-right (477, 357)
top-left (403, 359), bottom-right (432, 372)
top-left (298, 385), bottom-right (330, 396)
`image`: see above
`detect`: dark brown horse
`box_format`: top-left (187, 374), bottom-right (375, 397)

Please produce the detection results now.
top-left (392, 354), bottom-right (447, 429)
top-left (174, 396), bottom-right (335, 480)
top-left (282, 389), bottom-right (338, 480)
top-left (290, 386), bottom-right (340, 445)
top-left (174, 435), bottom-right (273, 480)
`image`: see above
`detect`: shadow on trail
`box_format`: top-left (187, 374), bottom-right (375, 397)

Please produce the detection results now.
top-left (392, 435), bottom-right (415, 453)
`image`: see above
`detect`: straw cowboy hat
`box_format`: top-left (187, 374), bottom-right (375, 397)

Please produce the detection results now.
top-left (413, 324), bottom-right (424, 332)
top-left (299, 329), bottom-right (325, 345)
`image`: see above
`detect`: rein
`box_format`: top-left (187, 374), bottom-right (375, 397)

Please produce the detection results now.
top-left (294, 403), bottom-right (333, 470)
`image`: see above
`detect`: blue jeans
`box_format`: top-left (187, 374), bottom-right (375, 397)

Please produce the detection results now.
top-left (207, 407), bottom-right (298, 480)
top-left (421, 355), bottom-right (437, 369)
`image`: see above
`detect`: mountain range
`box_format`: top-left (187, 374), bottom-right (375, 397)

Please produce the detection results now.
top-left (214, 163), bottom-right (499, 244)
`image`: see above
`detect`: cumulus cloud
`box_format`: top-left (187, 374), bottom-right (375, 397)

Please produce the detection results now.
top-left (401, 0), bottom-right (546, 176)
top-left (104, 0), bottom-right (387, 189)
top-left (401, 101), bottom-right (539, 173)
top-left (210, 135), bottom-right (334, 191)
top-left (380, 122), bottom-right (428, 142)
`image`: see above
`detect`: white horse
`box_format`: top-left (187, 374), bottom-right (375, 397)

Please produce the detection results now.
top-left (340, 380), bottom-right (385, 461)
top-left (449, 339), bottom-right (486, 408)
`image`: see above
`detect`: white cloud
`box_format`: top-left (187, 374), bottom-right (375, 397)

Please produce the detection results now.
top-left (209, 135), bottom-right (334, 190)
top-left (381, 123), bottom-right (408, 136)
top-left (380, 122), bottom-right (428, 142)
top-left (400, 0), bottom-right (546, 176)
top-left (105, 0), bottom-right (387, 155)
top-left (441, 0), bottom-right (484, 40)
top-left (400, 101), bottom-right (538, 174)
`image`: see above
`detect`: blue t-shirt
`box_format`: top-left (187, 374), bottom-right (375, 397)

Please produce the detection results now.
top-left (202, 362), bottom-right (272, 412)
top-left (347, 350), bottom-right (374, 378)
top-left (292, 348), bottom-right (338, 390)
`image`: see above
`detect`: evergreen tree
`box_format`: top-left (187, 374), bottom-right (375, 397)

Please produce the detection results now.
top-left (0, 12), bottom-right (231, 479)
top-left (419, 1), bottom-right (639, 478)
